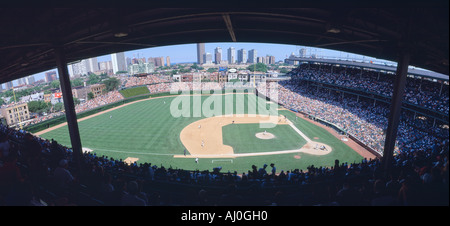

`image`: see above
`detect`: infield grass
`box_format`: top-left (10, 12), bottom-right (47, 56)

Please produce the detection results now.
top-left (223, 123), bottom-right (307, 153)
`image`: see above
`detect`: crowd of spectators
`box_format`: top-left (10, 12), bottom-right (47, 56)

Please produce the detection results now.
top-left (0, 120), bottom-right (448, 206)
top-left (260, 77), bottom-right (448, 156)
top-left (289, 64), bottom-right (449, 114)
top-left (260, 82), bottom-right (389, 153)
top-left (124, 75), bottom-right (171, 88)
top-left (75, 91), bottom-right (124, 113)
top-left (21, 111), bottom-right (66, 128)
top-left (146, 81), bottom-right (255, 95)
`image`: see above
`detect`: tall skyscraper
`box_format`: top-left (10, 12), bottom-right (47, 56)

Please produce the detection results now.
top-left (111, 52), bottom-right (127, 74)
top-left (5, 81), bottom-right (13, 90)
top-left (87, 57), bottom-right (99, 72)
top-left (237, 49), bottom-right (247, 64)
top-left (17, 78), bottom-right (27, 85)
top-left (203, 53), bottom-right (213, 64)
top-left (197, 43), bottom-right (205, 64)
top-left (69, 59), bottom-right (96, 76)
top-left (166, 56), bottom-right (171, 67)
top-left (248, 49), bottom-right (257, 64)
top-left (45, 71), bottom-right (57, 83)
top-left (268, 56), bottom-right (276, 65)
top-left (67, 64), bottom-right (74, 77)
top-left (227, 47), bottom-right (236, 64)
top-left (257, 57), bottom-right (265, 64)
top-left (26, 75), bottom-right (35, 85)
top-left (151, 57), bottom-right (164, 67)
top-left (214, 47), bottom-right (222, 64)
top-left (99, 61), bottom-right (113, 71)
top-left (126, 57), bottom-right (132, 68)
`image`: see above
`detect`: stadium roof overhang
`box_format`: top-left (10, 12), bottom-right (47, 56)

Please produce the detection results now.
top-left (0, 5), bottom-right (448, 84)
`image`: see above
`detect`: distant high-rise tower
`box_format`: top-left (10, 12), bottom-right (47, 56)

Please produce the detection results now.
top-left (248, 49), bottom-right (257, 64)
top-left (160, 56), bottom-right (165, 67)
top-left (203, 53), bottom-right (213, 64)
top-left (26, 75), bottom-right (35, 85)
top-left (87, 57), bottom-right (99, 72)
top-left (214, 47), bottom-right (222, 64)
top-left (299, 48), bottom-right (307, 58)
top-left (268, 56), bottom-right (276, 64)
top-left (5, 81), bottom-right (13, 90)
top-left (126, 57), bottom-right (132, 68)
top-left (166, 56), bottom-right (171, 67)
top-left (45, 71), bottom-right (57, 83)
top-left (111, 52), bottom-right (127, 74)
top-left (197, 43), bottom-right (205, 64)
top-left (227, 47), bottom-right (236, 64)
top-left (237, 49), bottom-right (247, 64)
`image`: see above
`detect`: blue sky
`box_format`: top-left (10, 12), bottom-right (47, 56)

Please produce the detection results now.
top-left (97, 42), bottom-right (385, 64)
top-left (8, 42), bottom-right (399, 86)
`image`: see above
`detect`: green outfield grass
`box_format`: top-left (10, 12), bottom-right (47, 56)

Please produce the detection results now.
top-left (39, 92), bottom-right (365, 173)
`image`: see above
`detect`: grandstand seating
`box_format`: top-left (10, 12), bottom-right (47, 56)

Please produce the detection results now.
top-left (0, 68), bottom-right (448, 206)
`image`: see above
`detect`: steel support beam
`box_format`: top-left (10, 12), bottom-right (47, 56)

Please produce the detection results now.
top-left (382, 51), bottom-right (410, 176)
top-left (54, 45), bottom-right (83, 175)
top-left (222, 14), bottom-right (237, 42)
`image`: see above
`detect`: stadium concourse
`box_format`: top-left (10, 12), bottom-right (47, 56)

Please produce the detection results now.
top-left (0, 67), bottom-right (448, 206)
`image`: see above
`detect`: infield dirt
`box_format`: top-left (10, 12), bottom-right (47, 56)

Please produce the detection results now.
top-left (175, 114), bottom-right (332, 159)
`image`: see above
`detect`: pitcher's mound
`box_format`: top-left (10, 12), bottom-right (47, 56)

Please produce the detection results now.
top-left (255, 132), bottom-right (275, 140)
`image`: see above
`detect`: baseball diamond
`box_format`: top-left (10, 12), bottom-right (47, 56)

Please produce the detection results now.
top-left (36, 92), bottom-right (370, 174)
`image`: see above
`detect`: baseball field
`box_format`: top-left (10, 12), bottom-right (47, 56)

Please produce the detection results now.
top-left (36, 91), bottom-right (368, 173)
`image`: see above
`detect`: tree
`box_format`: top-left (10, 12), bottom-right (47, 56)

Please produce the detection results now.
top-left (50, 80), bottom-right (60, 89)
top-left (27, 100), bottom-right (52, 114)
top-left (247, 63), bottom-right (268, 73)
top-left (190, 63), bottom-right (199, 70)
top-left (86, 73), bottom-right (101, 85)
top-left (53, 102), bottom-right (64, 112)
top-left (0, 90), bottom-right (13, 98)
top-left (102, 77), bottom-right (120, 92)
top-left (179, 68), bottom-right (191, 73)
top-left (73, 97), bottom-right (80, 105)
top-left (71, 78), bottom-right (84, 87)
top-left (27, 101), bottom-right (42, 113)
top-left (87, 92), bottom-right (94, 100)
top-left (207, 68), bottom-right (218, 73)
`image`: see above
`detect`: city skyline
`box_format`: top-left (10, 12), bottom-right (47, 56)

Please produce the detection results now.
top-left (3, 42), bottom-right (404, 87)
